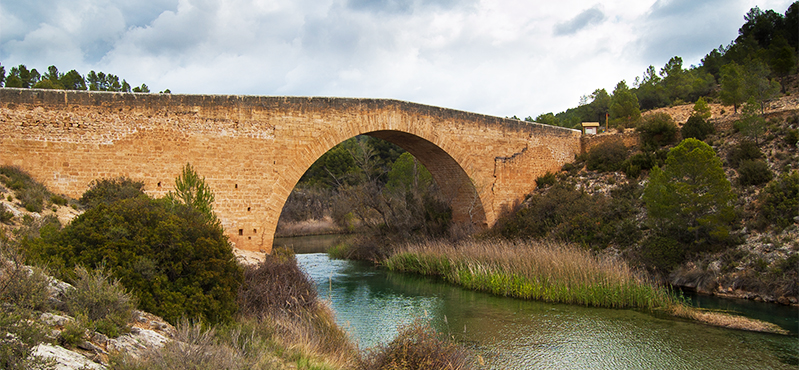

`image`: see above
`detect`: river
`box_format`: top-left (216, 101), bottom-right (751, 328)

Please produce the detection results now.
top-left (274, 236), bottom-right (799, 369)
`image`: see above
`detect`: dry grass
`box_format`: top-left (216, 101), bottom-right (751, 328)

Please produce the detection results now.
top-left (384, 238), bottom-right (674, 309)
top-left (669, 304), bottom-right (789, 335)
top-left (359, 319), bottom-right (472, 370)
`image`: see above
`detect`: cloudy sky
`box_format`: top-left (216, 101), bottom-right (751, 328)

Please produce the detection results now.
top-left (1, 0), bottom-right (795, 118)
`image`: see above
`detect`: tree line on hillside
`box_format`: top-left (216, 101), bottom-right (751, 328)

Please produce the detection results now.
top-left (0, 63), bottom-right (166, 93)
top-left (525, 3), bottom-right (798, 129)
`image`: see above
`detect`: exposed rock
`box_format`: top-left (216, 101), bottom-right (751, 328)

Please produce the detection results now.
top-left (40, 312), bottom-right (72, 327)
top-left (33, 343), bottom-right (106, 370)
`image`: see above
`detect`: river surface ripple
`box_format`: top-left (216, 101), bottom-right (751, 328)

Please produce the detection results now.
top-left (295, 252), bottom-right (799, 370)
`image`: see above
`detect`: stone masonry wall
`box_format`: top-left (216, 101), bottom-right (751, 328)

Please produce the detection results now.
top-left (0, 88), bottom-right (582, 252)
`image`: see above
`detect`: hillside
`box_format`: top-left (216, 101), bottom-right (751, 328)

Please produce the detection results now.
top-left (533, 89), bottom-right (799, 306)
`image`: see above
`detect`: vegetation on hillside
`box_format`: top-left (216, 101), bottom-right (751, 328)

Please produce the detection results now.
top-left (520, 3), bottom-right (797, 129)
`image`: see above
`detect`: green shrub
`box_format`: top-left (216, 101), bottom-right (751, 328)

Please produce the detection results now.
top-left (79, 177), bottom-right (145, 209)
top-left (756, 171), bottom-right (799, 231)
top-left (786, 129), bottom-right (798, 148)
top-left (535, 171), bottom-right (557, 188)
top-left (621, 150), bottom-right (666, 178)
top-left (0, 235), bottom-right (51, 312)
top-left (63, 266), bottom-right (137, 338)
top-left (59, 315), bottom-right (88, 348)
top-left (0, 308), bottom-right (52, 369)
top-left (737, 160), bottom-right (773, 186)
top-left (637, 112), bottom-right (678, 149)
top-left (727, 140), bottom-right (763, 168)
top-left (493, 182), bottom-right (639, 248)
top-left (50, 195), bottom-right (68, 206)
top-left (0, 166), bottom-right (50, 213)
top-left (681, 115), bottom-right (715, 141)
top-left (30, 196), bottom-right (243, 325)
top-left (641, 236), bottom-right (685, 272)
top-left (586, 140), bottom-right (628, 172)
top-left (360, 320), bottom-right (471, 370)
top-left (0, 204), bottom-right (13, 223)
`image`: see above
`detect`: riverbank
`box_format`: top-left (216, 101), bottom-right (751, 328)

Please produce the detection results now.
top-left (375, 238), bottom-right (789, 335)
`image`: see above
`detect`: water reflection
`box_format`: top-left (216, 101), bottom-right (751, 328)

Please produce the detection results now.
top-left (296, 252), bottom-right (799, 369)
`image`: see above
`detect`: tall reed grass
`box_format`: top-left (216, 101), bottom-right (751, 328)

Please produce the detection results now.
top-left (383, 239), bottom-right (675, 309)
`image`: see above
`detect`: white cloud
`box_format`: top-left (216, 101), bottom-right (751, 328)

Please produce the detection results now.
top-left (1, 0), bottom-right (796, 117)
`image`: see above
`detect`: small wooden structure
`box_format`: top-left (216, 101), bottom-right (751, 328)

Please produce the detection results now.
top-left (581, 122), bottom-right (600, 135)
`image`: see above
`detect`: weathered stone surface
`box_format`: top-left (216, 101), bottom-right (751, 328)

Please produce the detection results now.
top-left (40, 312), bottom-right (73, 327)
top-left (0, 88), bottom-right (582, 252)
top-left (33, 343), bottom-right (106, 370)
top-left (106, 328), bottom-right (170, 359)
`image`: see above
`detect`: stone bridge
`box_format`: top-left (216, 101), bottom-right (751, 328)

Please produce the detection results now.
top-left (0, 88), bottom-right (582, 253)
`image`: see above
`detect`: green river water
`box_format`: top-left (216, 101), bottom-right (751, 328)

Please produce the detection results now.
top-left (275, 235), bottom-right (799, 369)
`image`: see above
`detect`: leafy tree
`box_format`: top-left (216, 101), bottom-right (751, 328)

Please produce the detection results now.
top-left (660, 56), bottom-right (692, 103)
top-left (734, 98), bottom-right (767, 144)
top-left (643, 138), bottom-right (736, 246)
top-left (768, 35), bottom-right (797, 79)
top-left (587, 88), bottom-right (611, 124)
top-left (0, 63), bottom-right (5, 87)
top-left (719, 62), bottom-right (746, 113)
top-left (166, 163), bottom-right (218, 225)
top-left (5, 65), bottom-right (40, 88)
top-left (385, 152), bottom-right (433, 194)
top-left (60, 70), bottom-right (86, 90)
top-left (744, 60), bottom-right (781, 113)
top-left (132, 83), bottom-right (149, 93)
top-left (692, 97), bottom-right (712, 120)
top-left (535, 113), bottom-right (561, 126)
top-left (609, 80), bottom-right (641, 128)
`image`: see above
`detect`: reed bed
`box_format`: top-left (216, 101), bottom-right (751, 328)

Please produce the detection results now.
top-left (383, 239), bottom-right (675, 309)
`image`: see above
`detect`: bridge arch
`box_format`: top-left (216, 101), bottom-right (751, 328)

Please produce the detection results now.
top-left (0, 89), bottom-right (582, 253)
top-left (275, 130), bottom-right (488, 240)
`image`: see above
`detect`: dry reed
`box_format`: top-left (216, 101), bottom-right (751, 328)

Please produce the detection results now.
top-left (383, 239), bottom-right (674, 309)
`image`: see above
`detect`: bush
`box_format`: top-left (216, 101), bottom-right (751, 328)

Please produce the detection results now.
top-left (756, 171), bottom-right (799, 231)
top-left (786, 129), bottom-right (798, 148)
top-left (641, 236), bottom-right (685, 272)
top-left (237, 247), bottom-right (318, 318)
top-left (79, 177), bottom-right (145, 209)
top-left (0, 235), bottom-right (51, 312)
top-left (0, 166), bottom-right (50, 213)
top-left (727, 140), bottom-right (763, 168)
top-left (0, 308), bottom-right (51, 369)
top-left (360, 320), bottom-right (471, 370)
top-left (681, 115), bottom-right (715, 141)
top-left (50, 195), bottom-right (68, 206)
top-left (622, 150), bottom-right (666, 178)
top-left (636, 113), bottom-right (678, 149)
top-left (586, 140), bottom-right (628, 172)
top-left (737, 160), bottom-right (773, 186)
top-left (0, 204), bottom-right (13, 223)
top-left (30, 196), bottom-right (243, 325)
top-left (534, 171), bottom-right (557, 188)
top-left (63, 266), bottom-right (137, 337)
top-left (493, 182), bottom-right (639, 248)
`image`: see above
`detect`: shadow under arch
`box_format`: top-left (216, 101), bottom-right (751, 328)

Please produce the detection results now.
top-left (364, 130), bottom-right (487, 229)
top-left (274, 129), bottom-right (488, 246)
